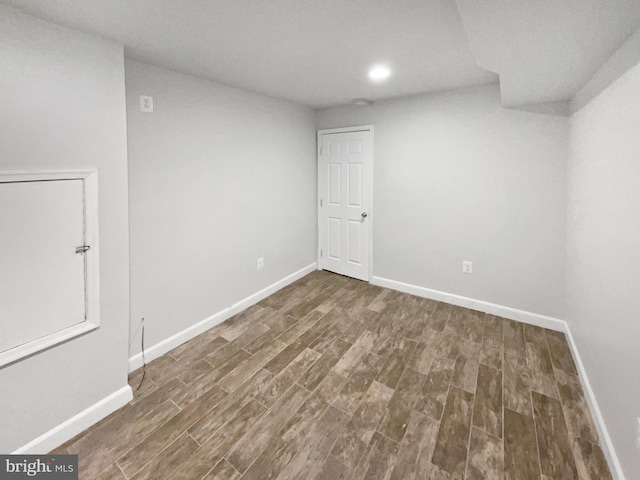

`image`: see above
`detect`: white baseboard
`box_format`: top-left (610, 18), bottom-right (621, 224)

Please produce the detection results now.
top-left (128, 262), bottom-right (318, 372)
top-left (371, 275), bottom-right (624, 480)
top-left (563, 328), bottom-right (626, 480)
top-left (13, 385), bottom-right (133, 454)
top-left (371, 276), bottom-right (566, 331)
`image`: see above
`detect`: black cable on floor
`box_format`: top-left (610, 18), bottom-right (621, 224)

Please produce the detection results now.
top-left (136, 318), bottom-right (146, 391)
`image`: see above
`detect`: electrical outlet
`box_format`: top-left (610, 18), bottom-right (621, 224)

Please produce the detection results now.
top-left (462, 261), bottom-right (473, 274)
top-left (140, 95), bottom-right (153, 112)
top-left (257, 257), bottom-right (264, 270)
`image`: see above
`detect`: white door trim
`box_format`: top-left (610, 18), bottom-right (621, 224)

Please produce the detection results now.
top-left (317, 125), bottom-right (374, 282)
top-left (0, 169), bottom-right (100, 368)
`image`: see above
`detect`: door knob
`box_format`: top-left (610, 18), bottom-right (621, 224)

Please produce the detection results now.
top-left (361, 212), bottom-right (368, 219)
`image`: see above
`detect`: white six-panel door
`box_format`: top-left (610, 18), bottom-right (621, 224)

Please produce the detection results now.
top-left (318, 127), bottom-right (372, 281)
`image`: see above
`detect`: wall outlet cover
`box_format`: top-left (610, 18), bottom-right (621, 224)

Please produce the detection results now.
top-left (140, 95), bottom-right (153, 113)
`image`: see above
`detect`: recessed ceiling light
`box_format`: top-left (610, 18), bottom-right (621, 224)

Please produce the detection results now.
top-left (369, 65), bottom-right (391, 82)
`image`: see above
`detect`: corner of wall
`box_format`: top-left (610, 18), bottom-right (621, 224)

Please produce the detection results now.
top-left (128, 263), bottom-right (317, 372)
top-left (13, 386), bottom-right (133, 454)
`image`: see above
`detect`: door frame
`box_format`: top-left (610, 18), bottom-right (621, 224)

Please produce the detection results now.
top-left (317, 125), bottom-right (374, 282)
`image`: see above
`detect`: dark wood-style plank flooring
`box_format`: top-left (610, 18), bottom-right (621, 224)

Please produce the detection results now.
top-left (53, 270), bottom-right (613, 479)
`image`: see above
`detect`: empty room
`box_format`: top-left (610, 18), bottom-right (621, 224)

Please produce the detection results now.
top-left (1, 1), bottom-right (639, 479)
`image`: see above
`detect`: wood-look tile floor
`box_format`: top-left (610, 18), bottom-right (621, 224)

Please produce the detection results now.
top-left (53, 271), bottom-right (613, 480)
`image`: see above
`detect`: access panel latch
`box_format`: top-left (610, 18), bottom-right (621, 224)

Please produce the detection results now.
top-left (75, 245), bottom-right (91, 254)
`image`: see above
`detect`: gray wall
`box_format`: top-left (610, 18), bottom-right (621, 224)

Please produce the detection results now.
top-left (317, 85), bottom-right (568, 318)
top-left (0, 7), bottom-right (130, 452)
top-left (125, 60), bottom-right (317, 357)
top-left (568, 30), bottom-right (640, 477)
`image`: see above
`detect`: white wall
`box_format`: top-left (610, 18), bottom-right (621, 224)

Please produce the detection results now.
top-left (125, 60), bottom-right (317, 357)
top-left (568, 30), bottom-right (640, 478)
top-left (317, 85), bottom-right (568, 318)
top-left (0, 7), bottom-right (130, 452)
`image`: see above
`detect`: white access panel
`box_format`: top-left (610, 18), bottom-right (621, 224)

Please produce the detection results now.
top-left (0, 171), bottom-right (100, 366)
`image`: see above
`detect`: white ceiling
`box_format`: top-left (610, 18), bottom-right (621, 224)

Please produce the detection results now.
top-left (1, 0), bottom-right (496, 108)
top-left (456, 0), bottom-right (640, 107)
top-left (3, 0), bottom-right (640, 108)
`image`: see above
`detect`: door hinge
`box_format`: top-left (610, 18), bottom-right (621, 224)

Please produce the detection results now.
top-left (320, 146), bottom-right (324, 156)
top-left (320, 249), bottom-right (323, 257)
top-left (320, 198), bottom-right (323, 207)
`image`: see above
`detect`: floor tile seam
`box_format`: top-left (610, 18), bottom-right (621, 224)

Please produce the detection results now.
top-left (375, 365), bottom-right (427, 445)
top-left (254, 307), bottom-right (283, 328)
top-left (254, 314), bottom-right (301, 342)
top-left (225, 458), bottom-right (243, 478)
top-left (253, 358), bottom-right (319, 409)
top-left (471, 364), bottom-right (504, 440)
top-left (229, 438), bottom-right (268, 477)
top-left (307, 328), bottom-right (344, 356)
top-left (327, 453), bottom-right (349, 475)
top-left (471, 422), bottom-right (504, 444)
top-left (280, 414), bottom-right (352, 480)
top-left (277, 398), bottom-right (332, 446)
top-left (395, 332), bottom-right (422, 350)
top-left (529, 383), bottom-right (546, 479)
top-left (552, 362), bottom-right (580, 378)
top-left (248, 387), bottom-right (272, 410)
top-left (250, 381), bottom-right (308, 429)
top-left (196, 458), bottom-right (226, 480)
top-left (190, 395), bottom-right (257, 447)
top-left (427, 381), bottom-right (453, 472)
top-left (169, 399), bottom-right (183, 412)
top-left (115, 461), bottom-right (129, 480)
top-left (275, 309), bottom-right (332, 344)
top-left (109, 401), bottom-right (186, 471)
top-left (396, 315), bottom-right (427, 340)
top-left (360, 380), bottom-right (400, 450)
top-left (373, 356), bottom-right (410, 391)
top-left (208, 391), bottom-right (291, 476)
top-left (396, 364), bottom-right (427, 401)
top-left (411, 351), bottom-right (436, 378)
top-left (171, 384), bottom-right (231, 428)
top-left (326, 395), bottom-right (358, 420)
top-left (350, 428), bottom-right (397, 479)
top-left (294, 380), bottom-right (312, 393)
top-left (552, 361), bottom-right (604, 461)
top-left (170, 337), bottom-right (229, 365)
top-left (201, 349), bottom-right (241, 372)
top-left (284, 291), bottom-right (334, 319)
top-left (301, 336), bottom-right (346, 378)
top-left (121, 429), bottom-right (193, 480)
top-left (463, 362), bottom-right (481, 479)
top-left (525, 338), bottom-right (561, 401)
top-left (186, 431), bottom-right (201, 447)
top-left (311, 329), bottom-right (349, 357)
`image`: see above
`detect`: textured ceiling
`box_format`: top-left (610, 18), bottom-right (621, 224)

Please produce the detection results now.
top-left (3, 0), bottom-right (497, 107)
top-left (2, 0), bottom-right (639, 108)
top-left (1, 0), bottom-right (496, 108)
top-left (456, 0), bottom-right (640, 107)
